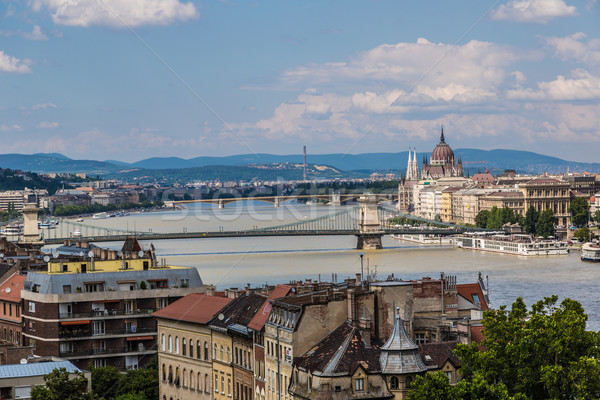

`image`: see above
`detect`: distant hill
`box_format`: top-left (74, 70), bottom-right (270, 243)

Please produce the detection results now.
top-left (0, 149), bottom-right (597, 178)
top-left (103, 163), bottom-right (361, 184)
top-left (0, 154), bottom-right (121, 174)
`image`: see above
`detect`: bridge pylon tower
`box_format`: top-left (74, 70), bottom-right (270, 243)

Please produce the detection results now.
top-left (356, 194), bottom-right (383, 249)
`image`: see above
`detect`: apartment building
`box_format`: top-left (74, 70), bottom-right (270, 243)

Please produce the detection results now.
top-left (0, 274), bottom-right (25, 347)
top-left (21, 254), bottom-right (203, 371)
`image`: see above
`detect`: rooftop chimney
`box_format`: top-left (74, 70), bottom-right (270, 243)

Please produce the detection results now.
top-left (347, 289), bottom-right (357, 323)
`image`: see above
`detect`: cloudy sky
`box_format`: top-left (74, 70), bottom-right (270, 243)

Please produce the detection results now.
top-left (1, 0), bottom-right (599, 163)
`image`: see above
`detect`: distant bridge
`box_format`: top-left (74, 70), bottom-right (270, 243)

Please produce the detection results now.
top-left (171, 193), bottom-right (397, 208)
top-left (35, 195), bottom-right (476, 249)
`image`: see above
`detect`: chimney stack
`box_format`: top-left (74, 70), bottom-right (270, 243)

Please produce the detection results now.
top-left (347, 289), bottom-right (357, 323)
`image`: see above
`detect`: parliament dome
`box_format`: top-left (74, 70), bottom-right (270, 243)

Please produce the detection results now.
top-left (431, 128), bottom-right (454, 163)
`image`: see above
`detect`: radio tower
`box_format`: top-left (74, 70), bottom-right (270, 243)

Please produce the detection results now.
top-left (303, 146), bottom-right (307, 181)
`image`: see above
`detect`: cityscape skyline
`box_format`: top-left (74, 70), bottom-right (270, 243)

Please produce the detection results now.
top-left (1, 0), bottom-right (599, 162)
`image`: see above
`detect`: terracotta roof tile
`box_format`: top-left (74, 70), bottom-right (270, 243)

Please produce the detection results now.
top-left (457, 283), bottom-right (488, 310)
top-left (247, 284), bottom-right (292, 331)
top-left (152, 293), bottom-right (232, 324)
top-left (0, 274), bottom-right (25, 302)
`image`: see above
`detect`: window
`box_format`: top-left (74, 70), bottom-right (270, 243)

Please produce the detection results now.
top-left (205, 374), bottom-right (209, 393)
top-left (355, 378), bottom-right (364, 391)
top-left (415, 333), bottom-right (428, 344)
top-left (92, 320), bottom-right (105, 335)
top-left (189, 339), bottom-right (193, 358)
top-left (63, 285), bottom-right (72, 294)
top-left (406, 376), bottom-right (413, 387)
top-left (205, 342), bottom-right (209, 360)
top-left (8, 304), bottom-right (11, 317)
top-left (157, 298), bottom-right (168, 309)
top-left (215, 375), bottom-right (218, 392)
top-left (221, 345), bottom-right (224, 360)
top-left (175, 337), bottom-right (180, 354)
top-left (28, 302), bottom-right (35, 313)
top-left (228, 379), bottom-right (231, 397)
top-left (162, 364), bottom-right (166, 381)
top-left (189, 370), bottom-right (194, 390)
top-left (444, 371), bottom-right (452, 381)
top-left (221, 377), bottom-right (225, 394)
top-left (85, 283), bottom-right (104, 292)
top-left (16, 305), bottom-right (19, 318)
top-left (183, 338), bottom-right (186, 356)
top-left (390, 376), bottom-right (399, 390)
top-left (168, 335), bottom-right (172, 352)
top-left (161, 334), bottom-right (165, 351)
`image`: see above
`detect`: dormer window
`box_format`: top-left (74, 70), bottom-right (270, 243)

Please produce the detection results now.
top-left (355, 378), bottom-right (364, 391)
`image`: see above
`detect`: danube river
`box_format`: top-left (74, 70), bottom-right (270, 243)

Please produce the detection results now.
top-left (49, 202), bottom-right (600, 330)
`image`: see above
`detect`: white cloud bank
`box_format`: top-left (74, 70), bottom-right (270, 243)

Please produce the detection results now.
top-left (38, 121), bottom-right (59, 129)
top-left (508, 69), bottom-right (600, 100)
top-left (491, 0), bottom-right (577, 23)
top-left (541, 33), bottom-right (600, 65)
top-left (0, 51), bottom-right (32, 74)
top-left (30, 0), bottom-right (198, 28)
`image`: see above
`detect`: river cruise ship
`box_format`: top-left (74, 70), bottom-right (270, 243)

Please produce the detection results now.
top-left (454, 233), bottom-right (569, 256)
top-left (92, 212), bottom-right (109, 219)
top-left (581, 242), bottom-right (600, 262)
top-left (391, 234), bottom-right (453, 245)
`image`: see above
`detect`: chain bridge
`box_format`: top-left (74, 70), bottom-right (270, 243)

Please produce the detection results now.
top-left (25, 195), bottom-right (478, 249)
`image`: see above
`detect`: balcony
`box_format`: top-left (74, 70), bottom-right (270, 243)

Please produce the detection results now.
top-left (59, 344), bottom-right (157, 358)
top-left (59, 308), bottom-right (155, 319)
top-left (59, 327), bottom-right (156, 339)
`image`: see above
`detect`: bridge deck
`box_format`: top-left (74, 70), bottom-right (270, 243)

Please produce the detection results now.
top-left (41, 228), bottom-right (461, 244)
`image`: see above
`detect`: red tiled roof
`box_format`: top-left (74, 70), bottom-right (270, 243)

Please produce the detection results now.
top-left (0, 274), bottom-right (25, 302)
top-left (247, 284), bottom-right (292, 331)
top-left (472, 173), bottom-right (494, 182)
top-left (457, 283), bottom-right (488, 310)
top-left (152, 293), bottom-right (232, 324)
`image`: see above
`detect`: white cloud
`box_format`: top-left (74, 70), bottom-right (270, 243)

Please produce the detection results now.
top-left (0, 124), bottom-right (23, 132)
top-left (0, 51), bottom-right (32, 74)
top-left (38, 121), bottom-right (59, 129)
top-left (507, 69), bottom-right (600, 100)
top-left (281, 38), bottom-right (522, 96)
top-left (491, 0), bottom-right (577, 23)
top-left (31, 103), bottom-right (58, 110)
top-left (30, 0), bottom-right (198, 28)
top-left (541, 32), bottom-right (600, 65)
top-left (23, 25), bottom-right (48, 40)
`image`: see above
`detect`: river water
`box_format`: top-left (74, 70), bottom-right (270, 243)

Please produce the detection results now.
top-left (47, 202), bottom-right (600, 330)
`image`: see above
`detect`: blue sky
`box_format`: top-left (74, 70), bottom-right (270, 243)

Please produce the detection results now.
top-left (1, 0), bottom-right (599, 163)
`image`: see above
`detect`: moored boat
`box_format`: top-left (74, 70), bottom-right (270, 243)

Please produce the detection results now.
top-left (391, 233), bottom-right (453, 245)
top-left (581, 242), bottom-right (600, 262)
top-left (454, 233), bottom-right (569, 256)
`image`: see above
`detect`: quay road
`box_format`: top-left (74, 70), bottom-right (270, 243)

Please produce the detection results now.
top-left (41, 227), bottom-right (463, 245)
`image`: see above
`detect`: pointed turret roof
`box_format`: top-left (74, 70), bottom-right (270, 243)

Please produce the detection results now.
top-left (379, 308), bottom-right (427, 375)
top-left (440, 125), bottom-right (445, 143)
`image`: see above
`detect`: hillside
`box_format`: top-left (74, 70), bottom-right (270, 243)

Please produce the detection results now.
top-left (0, 149), bottom-right (598, 178)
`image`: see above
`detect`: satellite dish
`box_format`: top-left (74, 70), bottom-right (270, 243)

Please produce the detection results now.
top-left (88, 250), bottom-right (94, 258)
top-left (43, 255), bottom-right (50, 262)
top-left (138, 250), bottom-right (144, 258)
top-left (6, 288), bottom-right (11, 294)
top-left (53, 252), bottom-right (59, 259)
top-left (218, 313), bottom-right (225, 321)
top-left (79, 251), bottom-right (84, 257)
top-left (0, 253), bottom-right (4, 258)
top-left (19, 358), bottom-right (27, 365)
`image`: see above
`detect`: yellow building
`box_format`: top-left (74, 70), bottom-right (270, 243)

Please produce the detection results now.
top-left (154, 294), bottom-right (232, 400)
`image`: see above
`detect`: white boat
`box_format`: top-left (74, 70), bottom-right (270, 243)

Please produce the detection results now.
top-left (92, 212), bottom-right (109, 219)
top-left (1, 225), bottom-right (22, 236)
top-left (71, 230), bottom-right (82, 237)
top-left (454, 233), bottom-right (569, 256)
top-left (581, 242), bottom-right (600, 262)
top-left (391, 233), bottom-right (453, 245)
top-left (76, 218), bottom-right (84, 222)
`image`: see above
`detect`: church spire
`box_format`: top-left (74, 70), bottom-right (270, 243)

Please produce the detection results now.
top-left (440, 125), bottom-right (445, 143)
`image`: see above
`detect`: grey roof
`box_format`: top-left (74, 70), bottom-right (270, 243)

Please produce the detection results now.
top-left (0, 361), bottom-right (82, 379)
top-left (379, 308), bottom-right (427, 375)
top-left (25, 268), bottom-right (202, 295)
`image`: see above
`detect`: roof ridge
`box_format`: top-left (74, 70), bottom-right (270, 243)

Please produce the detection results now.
top-left (322, 324), bottom-right (355, 374)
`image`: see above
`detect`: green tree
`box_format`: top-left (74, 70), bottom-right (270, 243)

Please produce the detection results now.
top-left (90, 364), bottom-right (121, 399)
top-left (574, 227), bottom-right (592, 242)
top-left (595, 209), bottom-right (600, 224)
top-left (408, 371), bottom-right (519, 400)
top-left (569, 197), bottom-right (590, 227)
top-left (114, 356), bottom-right (158, 400)
top-left (475, 210), bottom-right (489, 229)
top-left (486, 206), bottom-right (504, 230)
top-left (535, 209), bottom-right (555, 238)
top-left (524, 206), bottom-right (539, 235)
top-left (31, 368), bottom-right (99, 400)
top-left (115, 394), bottom-right (147, 400)
top-left (454, 296), bottom-right (600, 400)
